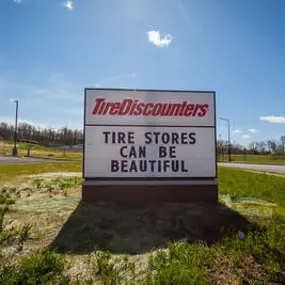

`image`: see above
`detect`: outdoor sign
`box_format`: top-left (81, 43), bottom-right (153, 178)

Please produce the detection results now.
top-left (84, 89), bottom-right (216, 180)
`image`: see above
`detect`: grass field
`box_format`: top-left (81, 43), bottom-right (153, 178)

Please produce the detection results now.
top-left (0, 161), bottom-right (82, 184)
top-left (219, 167), bottom-right (285, 206)
top-left (0, 141), bottom-right (82, 160)
top-left (0, 164), bottom-right (285, 284)
top-left (219, 154), bottom-right (285, 165)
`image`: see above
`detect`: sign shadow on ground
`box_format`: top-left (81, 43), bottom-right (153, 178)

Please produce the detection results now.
top-left (50, 201), bottom-right (249, 255)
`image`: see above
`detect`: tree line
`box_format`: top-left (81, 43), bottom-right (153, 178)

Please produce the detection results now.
top-left (0, 122), bottom-right (83, 146)
top-left (217, 136), bottom-right (285, 155)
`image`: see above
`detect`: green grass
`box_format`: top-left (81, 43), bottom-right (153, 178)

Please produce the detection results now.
top-left (0, 251), bottom-right (68, 285)
top-left (0, 187), bottom-right (16, 205)
top-left (0, 161), bottom-right (82, 183)
top-left (0, 187), bottom-right (32, 253)
top-left (32, 177), bottom-right (82, 191)
top-left (92, 251), bottom-right (136, 285)
top-left (219, 167), bottom-right (285, 206)
top-left (219, 154), bottom-right (285, 165)
top-left (1, 141), bottom-right (82, 160)
top-left (1, 140), bottom-right (54, 151)
top-left (146, 242), bottom-right (214, 285)
top-left (87, 231), bottom-right (285, 284)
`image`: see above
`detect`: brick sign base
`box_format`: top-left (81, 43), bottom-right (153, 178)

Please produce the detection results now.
top-left (82, 180), bottom-right (218, 204)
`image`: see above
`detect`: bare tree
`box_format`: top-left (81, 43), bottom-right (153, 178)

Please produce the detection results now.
top-left (267, 140), bottom-right (277, 153)
top-left (0, 121), bottom-right (83, 146)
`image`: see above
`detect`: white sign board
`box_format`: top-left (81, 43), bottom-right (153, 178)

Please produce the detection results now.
top-left (84, 89), bottom-right (216, 180)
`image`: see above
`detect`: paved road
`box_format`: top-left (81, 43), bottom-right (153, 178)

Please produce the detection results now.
top-left (0, 156), bottom-right (66, 165)
top-left (219, 162), bottom-right (285, 174)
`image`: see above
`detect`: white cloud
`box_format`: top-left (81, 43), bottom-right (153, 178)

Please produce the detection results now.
top-left (14, 0), bottom-right (23, 3)
top-left (260, 115), bottom-right (285, 124)
top-left (0, 116), bottom-right (16, 126)
top-left (0, 116), bottom-right (33, 127)
top-left (64, 1), bottom-right (73, 10)
top-left (9, 98), bottom-right (18, 103)
top-left (232, 129), bottom-right (242, 134)
top-left (19, 119), bottom-right (34, 125)
top-left (241, 135), bottom-right (251, 139)
top-left (147, 30), bottom-right (173, 47)
top-left (0, 116), bottom-right (63, 130)
top-left (248, 128), bottom-right (258, 133)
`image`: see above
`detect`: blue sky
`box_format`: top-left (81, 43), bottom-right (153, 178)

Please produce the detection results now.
top-left (0, 0), bottom-right (285, 145)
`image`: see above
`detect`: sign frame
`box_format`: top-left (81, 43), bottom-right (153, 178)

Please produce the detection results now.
top-left (83, 88), bottom-right (217, 181)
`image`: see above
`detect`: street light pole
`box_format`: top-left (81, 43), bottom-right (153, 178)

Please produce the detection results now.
top-left (12, 100), bottom-right (19, 156)
top-left (281, 136), bottom-right (285, 157)
top-left (219, 117), bottom-right (231, 162)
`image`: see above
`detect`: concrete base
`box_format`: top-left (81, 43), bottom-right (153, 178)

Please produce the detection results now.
top-left (82, 180), bottom-right (218, 203)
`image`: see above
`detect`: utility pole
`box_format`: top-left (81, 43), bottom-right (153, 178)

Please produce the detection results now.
top-left (281, 136), bottom-right (285, 158)
top-left (219, 117), bottom-right (231, 162)
top-left (11, 99), bottom-right (19, 156)
top-left (1, 131), bottom-right (4, 154)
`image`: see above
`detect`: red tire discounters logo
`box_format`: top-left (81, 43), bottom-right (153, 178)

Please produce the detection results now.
top-left (92, 98), bottom-right (209, 117)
